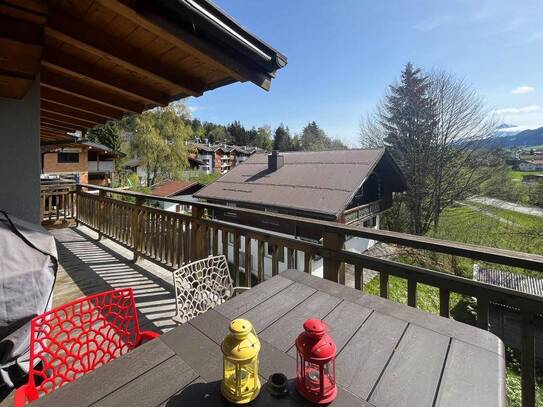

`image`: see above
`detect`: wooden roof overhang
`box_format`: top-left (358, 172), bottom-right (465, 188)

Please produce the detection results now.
top-left (0, 0), bottom-right (287, 144)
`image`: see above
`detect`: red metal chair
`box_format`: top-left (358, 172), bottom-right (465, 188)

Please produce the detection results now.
top-left (14, 288), bottom-right (159, 406)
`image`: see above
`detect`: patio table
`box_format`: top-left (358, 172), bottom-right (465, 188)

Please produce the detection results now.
top-left (32, 270), bottom-right (506, 406)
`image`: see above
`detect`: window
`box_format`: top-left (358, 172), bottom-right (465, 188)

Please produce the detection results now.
top-left (58, 152), bottom-right (79, 163)
top-left (265, 242), bottom-right (285, 263)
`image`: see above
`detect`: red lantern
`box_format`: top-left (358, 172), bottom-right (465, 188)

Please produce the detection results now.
top-left (295, 318), bottom-right (337, 404)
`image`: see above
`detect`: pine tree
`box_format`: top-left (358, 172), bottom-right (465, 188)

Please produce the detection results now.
top-left (273, 124), bottom-right (291, 151)
top-left (380, 62), bottom-right (438, 234)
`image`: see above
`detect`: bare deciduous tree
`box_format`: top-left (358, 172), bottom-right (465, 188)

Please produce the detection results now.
top-left (360, 65), bottom-right (498, 234)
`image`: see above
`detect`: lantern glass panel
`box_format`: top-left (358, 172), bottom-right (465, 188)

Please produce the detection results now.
top-left (304, 360), bottom-right (322, 393)
top-left (223, 358), bottom-right (238, 396)
top-left (323, 360), bottom-right (336, 392)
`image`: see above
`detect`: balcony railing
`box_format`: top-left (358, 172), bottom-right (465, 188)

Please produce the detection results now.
top-left (73, 183), bottom-right (543, 407)
top-left (40, 182), bottom-right (77, 223)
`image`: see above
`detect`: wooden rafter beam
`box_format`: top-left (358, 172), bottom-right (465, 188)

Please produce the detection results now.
top-left (95, 0), bottom-right (271, 90)
top-left (40, 125), bottom-right (70, 135)
top-left (42, 48), bottom-right (170, 107)
top-left (41, 110), bottom-right (98, 128)
top-left (41, 118), bottom-right (83, 132)
top-left (0, 1), bottom-right (48, 24)
top-left (46, 12), bottom-right (205, 97)
top-left (41, 87), bottom-right (124, 120)
top-left (41, 68), bottom-right (144, 113)
top-left (41, 100), bottom-right (105, 125)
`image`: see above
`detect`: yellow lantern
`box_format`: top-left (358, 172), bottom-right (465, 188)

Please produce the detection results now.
top-left (221, 319), bottom-right (261, 404)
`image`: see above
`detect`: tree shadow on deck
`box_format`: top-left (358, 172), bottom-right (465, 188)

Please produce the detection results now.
top-left (51, 226), bottom-right (179, 334)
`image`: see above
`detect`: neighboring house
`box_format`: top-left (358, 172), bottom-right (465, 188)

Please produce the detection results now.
top-left (194, 149), bottom-right (407, 277)
top-left (523, 174), bottom-right (543, 183)
top-left (124, 156), bottom-right (204, 185)
top-left (193, 143), bottom-right (258, 174)
top-left (42, 141), bottom-right (123, 186)
top-left (518, 159), bottom-right (543, 171)
top-left (150, 180), bottom-right (204, 212)
top-left (474, 265), bottom-right (543, 360)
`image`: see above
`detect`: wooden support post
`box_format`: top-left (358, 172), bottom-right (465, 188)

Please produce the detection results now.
top-left (439, 288), bottom-right (450, 318)
top-left (322, 232), bottom-right (345, 283)
top-left (271, 245), bottom-right (279, 276)
top-left (212, 227), bottom-right (218, 256)
top-left (477, 296), bottom-right (490, 330)
top-left (97, 189), bottom-right (106, 241)
top-left (287, 248), bottom-right (296, 270)
top-left (304, 252), bottom-right (313, 274)
top-left (257, 240), bottom-right (265, 283)
top-left (233, 232), bottom-right (240, 286)
top-left (407, 277), bottom-right (417, 308)
top-left (521, 311), bottom-right (535, 407)
top-left (132, 196), bottom-right (144, 262)
top-left (380, 271), bottom-right (389, 298)
top-left (190, 206), bottom-right (206, 261)
top-left (355, 264), bottom-right (363, 291)
top-left (244, 237), bottom-right (252, 287)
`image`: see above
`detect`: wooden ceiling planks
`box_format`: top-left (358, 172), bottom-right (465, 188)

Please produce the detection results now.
top-left (42, 48), bottom-right (171, 106)
top-left (0, 0), bottom-right (286, 143)
top-left (41, 87), bottom-right (125, 120)
top-left (40, 110), bottom-right (100, 127)
top-left (41, 68), bottom-right (144, 113)
top-left (41, 100), bottom-right (108, 124)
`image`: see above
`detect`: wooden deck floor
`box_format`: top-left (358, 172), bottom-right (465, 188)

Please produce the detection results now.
top-left (51, 225), bottom-right (179, 333)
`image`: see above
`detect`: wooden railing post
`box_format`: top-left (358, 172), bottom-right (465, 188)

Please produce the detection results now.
top-left (322, 232), bottom-right (345, 283)
top-left (132, 196), bottom-right (144, 262)
top-left (521, 311), bottom-right (535, 407)
top-left (355, 264), bottom-right (363, 291)
top-left (191, 206), bottom-right (206, 260)
top-left (287, 248), bottom-right (296, 269)
top-left (97, 189), bottom-right (106, 241)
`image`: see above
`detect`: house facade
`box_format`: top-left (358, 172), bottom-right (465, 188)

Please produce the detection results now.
top-left (42, 141), bottom-right (122, 186)
top-left (519, 159), bottom-right (543, 171)
top-left (194, 149), bottom-right (406, 277)
top-left (193, 143), bottom-right (257, 174)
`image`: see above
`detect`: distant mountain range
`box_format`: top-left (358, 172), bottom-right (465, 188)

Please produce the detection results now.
top-left (487, 124), bottom-right (543, 148)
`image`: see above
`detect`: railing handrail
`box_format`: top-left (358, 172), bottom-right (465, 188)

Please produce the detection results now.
top-left (77, 183), bottom-right (543, 272)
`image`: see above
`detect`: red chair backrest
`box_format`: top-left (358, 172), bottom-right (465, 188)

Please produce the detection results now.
top-left (27, 288), bottom-right (142, 399)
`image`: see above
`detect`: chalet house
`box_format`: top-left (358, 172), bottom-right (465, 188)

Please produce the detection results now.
top-left (194, 148), bottom-right (407, 276)
top-left (519, 159), bottom-right (543, 171)
top-left (193, 143), bottom-right (257, 174)
top-left (150, 180), bottom-right (204, 213)
top-left (42, 141), bottom-right (123, 186)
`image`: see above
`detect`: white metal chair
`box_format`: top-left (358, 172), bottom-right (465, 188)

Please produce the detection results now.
top-left (172, 255), bottom-right (249, 324)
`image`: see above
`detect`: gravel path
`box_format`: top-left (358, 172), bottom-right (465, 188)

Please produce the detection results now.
top-left (468, 196), bottom-right (543, 217)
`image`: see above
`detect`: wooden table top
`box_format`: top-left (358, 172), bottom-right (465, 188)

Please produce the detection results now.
top-left (33, 270), bottom-right (506, 407)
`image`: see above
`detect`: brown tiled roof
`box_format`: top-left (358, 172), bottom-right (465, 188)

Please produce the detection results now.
top-left (194, 149), bottom-right (401, 217)
top-left (151, 180), bottom-right (203, 197)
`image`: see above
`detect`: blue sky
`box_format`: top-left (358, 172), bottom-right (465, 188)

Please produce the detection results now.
top-left (187, 0), bottom-right (543, 146)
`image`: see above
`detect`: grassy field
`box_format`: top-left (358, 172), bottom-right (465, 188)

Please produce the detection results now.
top-left (510, 169), bottom-right (543, 181)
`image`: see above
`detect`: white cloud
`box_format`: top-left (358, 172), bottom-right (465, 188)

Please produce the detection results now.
top-left (493, 105), bottom-right (542, 115)
top-left (511, 86), bottom-right (535, 94)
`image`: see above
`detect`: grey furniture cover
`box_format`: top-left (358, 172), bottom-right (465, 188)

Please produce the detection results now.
top-left (0, 212), bottom-right (57, 388)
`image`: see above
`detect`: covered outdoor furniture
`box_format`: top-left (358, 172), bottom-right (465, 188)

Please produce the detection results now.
top-left (0, 212), bottom-right (57, 389)
top-left (14, 288), bottom-right (159, 406)
top-left (29, 271), bottom-right (506, 406)
top-left (172, 255), bottom-right (248, 323)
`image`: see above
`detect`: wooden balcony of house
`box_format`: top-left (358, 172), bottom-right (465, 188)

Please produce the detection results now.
top-left (24, 183), bottom-right (543, 407)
